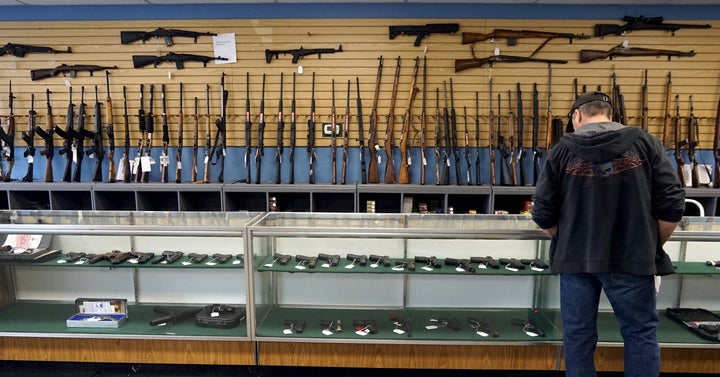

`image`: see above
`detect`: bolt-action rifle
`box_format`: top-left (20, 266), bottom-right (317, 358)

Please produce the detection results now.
top-left (398, 57), bottom-right (419, 185)
top-left (367, 56), bottom-right (383, 184)
top-left (21, 94), bottom-right (36, 182)
top-left (384, 56), bottom-right (401, 184)
top-left (662, 73), bottom-right (672, 153)
top-left (579, 44), bottom-right (696, 63)
top-left (265, 45), bottom-right (343, 64)
top-left (531, 83), bottom-right (541, 185)
top-left (496, 93), bottom-right (512, 186)
top-left (507, 91), bottom-right (518, 186)
top-left (688, 96), bottom-right (700, 188)
top-left (243, 74), bottom-right (252, 184)
top-left (160, 84), bottom-right (170, 183)
top-left (0, 82), bottom-right (15, 182)
top-left (31, 64), bottom-right (118, 81)
top-left (54, 86), bottom-right (74, 182)
top-left (388, 23), bottom-right (459, 46)
top-left (87, 85), bottom-right (105, 182)
top-left (330, 79), bottom-right (338, 185)
top-left (121, 86), bottom-right (131, 183)
top-left (461, 28), bottom-right (590, 57)
top-left (455, 54), bottom-right (567, 73)
top-left (0, 42), bottom-right (71, 57)
top-left (308, 72), bottom-right (317, 184)
top-left (105, 72), bottom-right (116, 183)
top-left (356, 77), bottom-right (366, 185)
top-left (36, 89), bottom-right (55, 182)
top-left (120, 27), bottom-right (216, 46)
top-left (594, 15), bottom-right (711, 37)
top-left (289, 73), bottom-right (297, 184)
top-left (175, 83), bottom-right (184, 183)
top-left (434, 88), bottom-right (442, 185)
top-left (341, 80), bottom-right (351, 185)
top-left (275, 73), bottom-right (285, 184)
top-left (463, 106), bottom-right (472, 186)
top-left (255, 74), bottom-right (266, 184)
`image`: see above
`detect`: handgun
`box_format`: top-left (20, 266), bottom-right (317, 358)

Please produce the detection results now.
top-left (520, 258), bottom-right (549, 270)
top-left (346, 253), bottom-right (368, 267)
top-left (414, 255), bottom-right (442, 269)
top-left (369, 254), bottom-right (391, 267)
top-left (317, 253), bottom-right (340, 267)
top-left (468, 316), bottom-right (499, 337)
top-left (128, 251), bottom-right (155, 264)
top-left (295, 254), bottom-right (318, 269)
top-left (444, 257), bottom-right (476, 273)
top-left (283, 319), bottom-right (305, 334)
top-left (353, 319), bottom-right (377, 335)
top-left (152, 250), bottom-right (184, 265)
top-left (393, 260), bottom-right (416, 271)
top-left (499, 258), bottom-right (526, 271)
top-left (426, 317), bottom-right (461, 331)
top-left (470, 256), bottom-right (500, 269)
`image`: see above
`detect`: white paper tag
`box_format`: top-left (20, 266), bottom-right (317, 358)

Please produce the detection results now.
top-left (421, 266), bottom-right (434, 272)
top-left (160, 154), bottom-right (170, 167)
top-left (393, 329), bottom-right (405, 335)
top-left (322, 329), bottom-right (334, 336)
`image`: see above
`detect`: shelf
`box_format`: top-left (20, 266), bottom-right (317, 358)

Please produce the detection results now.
top-left (0, 302), bottom-right (248, 340)
top-left (2, 252), bottom-right (244, 269)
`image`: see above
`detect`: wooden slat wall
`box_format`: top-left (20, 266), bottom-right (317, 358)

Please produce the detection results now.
top-left (1, 17), bottom-right (719, 153)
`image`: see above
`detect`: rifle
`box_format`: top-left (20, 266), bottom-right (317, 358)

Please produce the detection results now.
top-left (356, 77), bottom-right (366, 184)
top-left (133, 52), bottom-right (227, 70)
top-left (439, 81), bottom-right (451, 186)
top-left (579, 44), bottom-right (695, 63)
top-left (488, 78), bottom-right (496, 186)
top-left (474, 92), bottom-right (481, 186)
top-left (289, 73), bottom-right (297, 184)
top-left (87, 85), bottom-right (105, 182)
top-left (594, 15), bottom-right (711, 37)
top-left (641, 70), bottom-right (649, 132)
top-left (240, 74), bottom-right (252, 184)
top-left (455, 54), bottom-right (567, 73)
top-left (255, 73), bottom-right (266, 184)
top-left (0, 81), bottom-right (15, 182)
top-left (0, 42), bottom-right (71, 57)
top-left (611, 72), bottom-right (627, 124)
top-left (388, 23), bottom-right (459, 46)
top-left (36, 89), bottom-right (55, 182)
top-left (662, 72), bottom-right (672, 151)
top-left (507, 91), bottom-right (518, 186)
top-left (434, 88), bottom-right (441, 185)
top-left (398, 56), bottom-right (419, 185)
top-left (54, 86), bottom-right (74, 182)
top-left (367, 56), bottom-right (383, 184)
top-left (688, 95), bottom-right (700, 188)
top-left (120, 27), bottom-right (216, 46)
top-left (203, 84), bottom-right (212, 183)
top-left (330, 79), bottom-right (337, 185)
top-left (141, 84), bottom-right (155, 183)
top-left (191, 96), bottom-right (198, 183)
top-left (532, 83), bottom-right (541, 185)
top-left (496, 93), bottom-right (512, 186)
top-left (463, 106), bottom-right (472, 185)
top-left (546, 64), bottom-right (560, 155)
top-left (308, 72), bottom-right (317, 184)
top-left (160, 84), bottom-right (170, 183)
top-left (175, 82), bottom-right (184, 183)
top-left (449, 78), bottom-right (462, 185)
top-left (341, 80), bottom-right (351, 185)
top-left (21, 93), bottom-right (36, 182)
top-left (212, 73), bottom-right (228, 183)
top-left (384, 56), bottom-right (401, 184)
top-left (121, 86), bottom-right (131, 183)
top-left (30, 64), bottom-right (118, 81)
top-left (73, 86), bottom-right (89, 182)
top-left (461, 29), bottom-right (590, 57)
top-left (265, 45), bottom-right (343, 64)
top-left (713, 94), bottom-right (720, 189)
top-left (275, 73), bottom-right (285, 184)
top-left (135, 84), bottom-right (146, 183)
top-left (105, 72), bottom-right (116, 183)
top-left (516, 83), bottom-right (526, 186)
top-left (674, 95), bottom-right (687, 186)
top-left (419, 56), bottom-right (427, 186)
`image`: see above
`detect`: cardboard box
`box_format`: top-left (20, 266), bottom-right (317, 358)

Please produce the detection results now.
top-left (66, 298), bottom-right (128, 328)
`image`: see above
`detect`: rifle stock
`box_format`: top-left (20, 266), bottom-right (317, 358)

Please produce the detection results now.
top-left (579, 46), bottom-right (696, 63)
top-left (398, 57), bottom-right (419, 185)
top-left (384, 56), bottom-right (401, 184)
top-left (367, 56), bottom-right (383, 184)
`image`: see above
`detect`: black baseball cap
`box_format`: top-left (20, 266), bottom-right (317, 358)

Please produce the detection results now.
top-left (569, 91), bottom-right (612, 115)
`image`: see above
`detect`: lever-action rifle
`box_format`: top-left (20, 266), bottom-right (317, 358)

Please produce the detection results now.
top-left (0, 82), bottom-right (15, 182)
top-left (175, 82), bottom-right (184, 183)
top-left (389, 23), bottom-right (459, 46)
top-left (255, 73), bottom-right (266, 184)
top-left (87, 85), bottom-right (105, 182)
top-left (265, 45), bottom-right (342, 64)
top-left (120, 27), bottom-right (216, 46)
top-left (133, 52), bottom-right (227, 69)
top-left (36, 89), bottom-right (55, 182)
top-left (21, 93), bottom-right (36, 182)
top-left (275, 73), bottom-right (285, 184)
top-left (0, 42), bottom-right (71, 57)
top-left (455, 54), bottom-right (567, 73)
top-left (54, 86), bottom-right (74, 182)
top-left (31, 64), bottom-right (118, 81)
top-left (594, 15), bottom-right (711, 37)
top-left (105, 72), bottom-right (116, 182)
top-left (579, 44), bottom-right (696, 63)
top-left (160, 84), bottom-right (170, 183)
top-left (367, 56), bottom-right (383, 184)
top-left (461, 29), bottom-right (589, 57)
top-left (384, 56), bottom-right (401, 184)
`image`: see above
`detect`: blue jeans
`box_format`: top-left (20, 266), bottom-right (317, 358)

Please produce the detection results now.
top-left (560, 272), bottom-right (660, 377)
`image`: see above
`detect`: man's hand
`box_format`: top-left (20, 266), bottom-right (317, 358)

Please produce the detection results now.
top-left (542, 225), bottom-right (558, 238)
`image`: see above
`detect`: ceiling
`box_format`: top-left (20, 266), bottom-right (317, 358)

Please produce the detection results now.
top-left (2, 0), bottom-right (720, 4)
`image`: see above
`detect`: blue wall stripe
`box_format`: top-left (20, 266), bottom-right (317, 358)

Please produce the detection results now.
top-left (0, 3), bottom-right (719, 22)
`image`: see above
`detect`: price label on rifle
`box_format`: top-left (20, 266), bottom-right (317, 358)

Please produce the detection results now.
top-left (141, 156), bottom-right (154, 171)
top-left (160, 154), bottom-right (169, 167)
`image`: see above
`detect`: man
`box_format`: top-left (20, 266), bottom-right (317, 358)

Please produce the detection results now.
top-left (532, 91), bottom-right (686, 377)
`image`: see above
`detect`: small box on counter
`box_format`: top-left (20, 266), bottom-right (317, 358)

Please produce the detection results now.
top-left (66, 298), bottom-right (128, 328)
